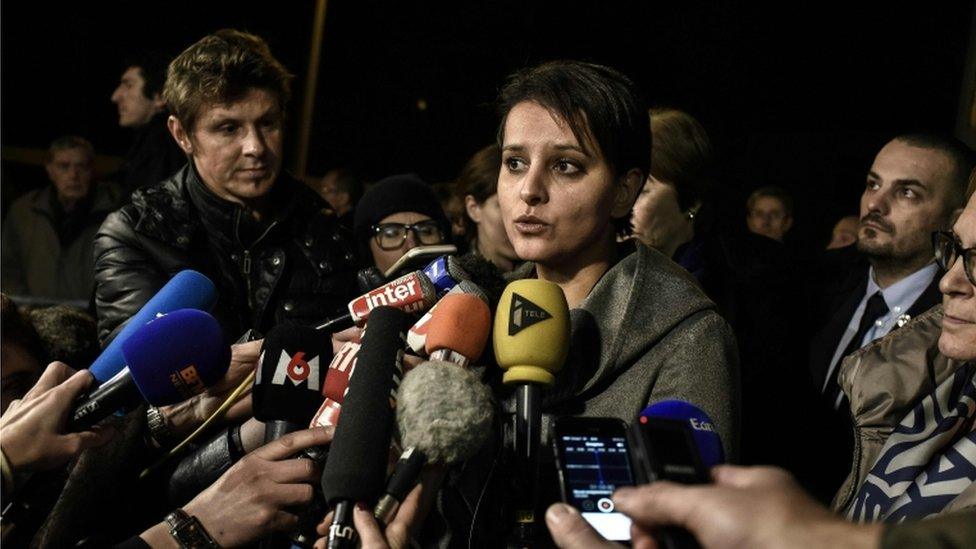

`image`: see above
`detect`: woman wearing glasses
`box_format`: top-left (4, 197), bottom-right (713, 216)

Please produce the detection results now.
top-left (352, 173), bottom-right (450, 274)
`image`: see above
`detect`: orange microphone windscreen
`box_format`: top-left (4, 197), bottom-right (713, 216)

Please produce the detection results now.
top-left (424, 293), bottom-right (491, 364)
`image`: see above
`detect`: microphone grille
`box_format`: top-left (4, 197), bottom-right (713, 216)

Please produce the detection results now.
top-left (397, 360), bottom-right (493, 464)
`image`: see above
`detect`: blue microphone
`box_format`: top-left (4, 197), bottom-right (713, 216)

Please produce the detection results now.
top-left (639, 400), bottom-right (724, 468)
top-left (90, 270), bottom-right (217, 384)
top-left (421, 255), bottom-right (470, 298)
top-left (68, 309), bottom-right (229, 432)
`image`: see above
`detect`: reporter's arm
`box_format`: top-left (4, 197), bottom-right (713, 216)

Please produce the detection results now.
top-left (612, 466), bottom-right (882, 549)
top-left (139, 427), bottom-right (333, 548)
top-left (154, 338), bottom-right (262, 442)
top-left (0, 362), bottom-right (115, 479)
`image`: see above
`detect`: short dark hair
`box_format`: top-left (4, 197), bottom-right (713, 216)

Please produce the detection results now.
top-left (747, 186), bottom-right (793, 217)
top-left (458, 144), bottom-right (502, 239)
top-left (496, 60), bottom-right (650, 232)
top-left (164, 29), bottom-right (293, 131)
top-left (46, 135), bottom-right (94, 164)
top-left (893, 133), bottom-right (974, 213)
top-left (649, 107), bottom-right (715, 213)
top-left (124, 50), bottom-right (171, 100)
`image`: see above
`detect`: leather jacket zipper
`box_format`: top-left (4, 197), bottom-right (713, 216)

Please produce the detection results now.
top-left (236, 210), bottom-right (279, 314)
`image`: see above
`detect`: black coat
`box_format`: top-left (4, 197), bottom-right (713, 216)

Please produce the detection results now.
top-left (119, 112), bottom-right (187, 201)
top-left (94, 163), bottom-right (359, 344)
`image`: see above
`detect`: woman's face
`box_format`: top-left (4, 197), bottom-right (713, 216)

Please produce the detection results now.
top-left (466, 193), bottom-right (518, 270)
top-left (497, 101), bottom-right (633, 270)
top-left (631, 177), bottom-right (692, 255)
top-left (368, 211), bottom-right (438, 274)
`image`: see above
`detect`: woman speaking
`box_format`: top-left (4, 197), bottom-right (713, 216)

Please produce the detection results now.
top-left (494, 60), bottom-right (739, 453)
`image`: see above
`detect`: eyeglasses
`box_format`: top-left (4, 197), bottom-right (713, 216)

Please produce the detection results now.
top-left (372, 220), bottom-right (444, 251)
top-left (933, 231), bottom-right (976, 286)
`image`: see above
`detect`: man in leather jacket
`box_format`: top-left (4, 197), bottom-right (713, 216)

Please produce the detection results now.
top-left (94, 29), bottom-right (359, 344)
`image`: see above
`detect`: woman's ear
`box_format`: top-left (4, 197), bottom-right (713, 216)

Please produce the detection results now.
top-left (167, 115), bottom-right (194, 155)
top-left (611, 168), bottom-right (644, 218)
top-left (465, 195), bottom-right (483, 224)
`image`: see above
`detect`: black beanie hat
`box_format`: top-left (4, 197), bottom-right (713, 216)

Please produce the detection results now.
top-left (353, 173), bottom-right (450, 257)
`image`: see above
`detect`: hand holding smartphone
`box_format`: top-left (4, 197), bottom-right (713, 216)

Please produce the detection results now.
top-left (552, 417), bottom-right (636, 541)
top-left (553, 413), bottom-right (710, 547)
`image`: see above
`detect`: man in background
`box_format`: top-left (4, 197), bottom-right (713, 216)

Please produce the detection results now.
top-left (746, 185), bottom-right (793, 242)
top-left (110, 52), bottom-right (185, 199)
top-left (2, 136), bottom-right (119, 302)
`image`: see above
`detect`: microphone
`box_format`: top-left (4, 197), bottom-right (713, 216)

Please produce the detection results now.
top-left (424, 293), bottom-right (492, 368)
top-left (355, 266), bottom-right (387, 294)
top-left (253, 326), bottom-right (331, 443)
top-left (321, 307), bottom-right (410, 549)
top-left (453, 252), bottom-right (507, 309)
top-left (493, 279), bottom-right (570, 544)
top-left (407, 280), bottom-right (488, 356)
top-left (90, 270), bottom-right (217, 383)
top-left (69, 309), bottom-right (230, 432)
top-left (373, 360), bottom-right (493, 524)
top-left (310, 338), bottom-right (360, 428)
top-left (421, 255), bottom-right (471, 298)
top-left (639, 400), bottom-right (725, 468)
top-left (315, 270), bottom-right (437, 333)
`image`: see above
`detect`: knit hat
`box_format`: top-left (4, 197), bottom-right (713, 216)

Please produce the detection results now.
top-left (353, 173), bottom-right (450, 258)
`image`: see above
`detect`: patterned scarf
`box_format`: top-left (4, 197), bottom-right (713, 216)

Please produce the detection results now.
top-left (848, 363), bottom-right (976, 522)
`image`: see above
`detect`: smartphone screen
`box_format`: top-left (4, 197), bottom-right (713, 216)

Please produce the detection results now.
top-left (555, 423), bottom-right (635, 541)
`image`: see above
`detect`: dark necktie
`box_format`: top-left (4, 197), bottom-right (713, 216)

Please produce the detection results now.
top-left (826, 291), bottom-right (889, 409)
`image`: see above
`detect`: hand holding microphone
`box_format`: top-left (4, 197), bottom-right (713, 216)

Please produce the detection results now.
top-left (157, 337), bottom-right (263, 443)
top-left (0, 363), bottom-right (115, 480)
top-left (140, 427), bottom-right (335, 548)
top-left (67, 309), bottom-right (230, 432)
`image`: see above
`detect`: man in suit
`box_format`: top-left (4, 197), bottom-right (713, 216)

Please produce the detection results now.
top-left (802, 133), bottom-right (972, 501)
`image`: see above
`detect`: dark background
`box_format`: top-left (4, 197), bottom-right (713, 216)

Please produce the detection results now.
top-left (2, 1), bottom-right (974, 250)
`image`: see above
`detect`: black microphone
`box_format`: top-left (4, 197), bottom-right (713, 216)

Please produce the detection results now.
top-left (252, 325), bottom-right (331, 444)
top-left (320, 306), bottom-right (410, 548)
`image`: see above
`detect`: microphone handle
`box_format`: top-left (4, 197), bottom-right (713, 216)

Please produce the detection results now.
top-left (515, 384), bottom-right (541, 463)
top-left (289, 445), bottom-right (331, 547)
top-left (374, 448), bottom-right (427, 525)
top-left (264, 420), bottom-right (305, 445)
top-left (67, 374), bottom-right (142, 432)
top-left (326, 500), bottom-right (357, 549)
top-left (514, 383), bottom-right (541, 546)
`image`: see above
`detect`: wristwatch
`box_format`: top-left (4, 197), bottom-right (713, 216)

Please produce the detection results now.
top-left (146, 405), bottom-right (173, 448)
top-left (165, 508), bottom-right (219, 548)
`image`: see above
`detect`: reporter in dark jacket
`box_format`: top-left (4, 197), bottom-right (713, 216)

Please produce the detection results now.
top-left (93, 30), bottom-right (358, 344)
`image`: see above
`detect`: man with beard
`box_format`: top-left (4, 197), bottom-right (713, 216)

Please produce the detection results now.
top-left (803, 134), bottom-right (972, 501)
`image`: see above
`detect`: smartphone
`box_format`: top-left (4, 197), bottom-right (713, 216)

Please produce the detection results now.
top-left (382, 244), bottom-right (458, 279)
top-left (552, 416), bottom-right (636, 541)
top-left (629, 417), bottom-right (709, 485)
top-left (629, 416), bottom-right (707, 549)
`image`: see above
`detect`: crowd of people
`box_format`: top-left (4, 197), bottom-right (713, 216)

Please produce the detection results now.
top-left (1, 27), bottom-right (973, 548)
